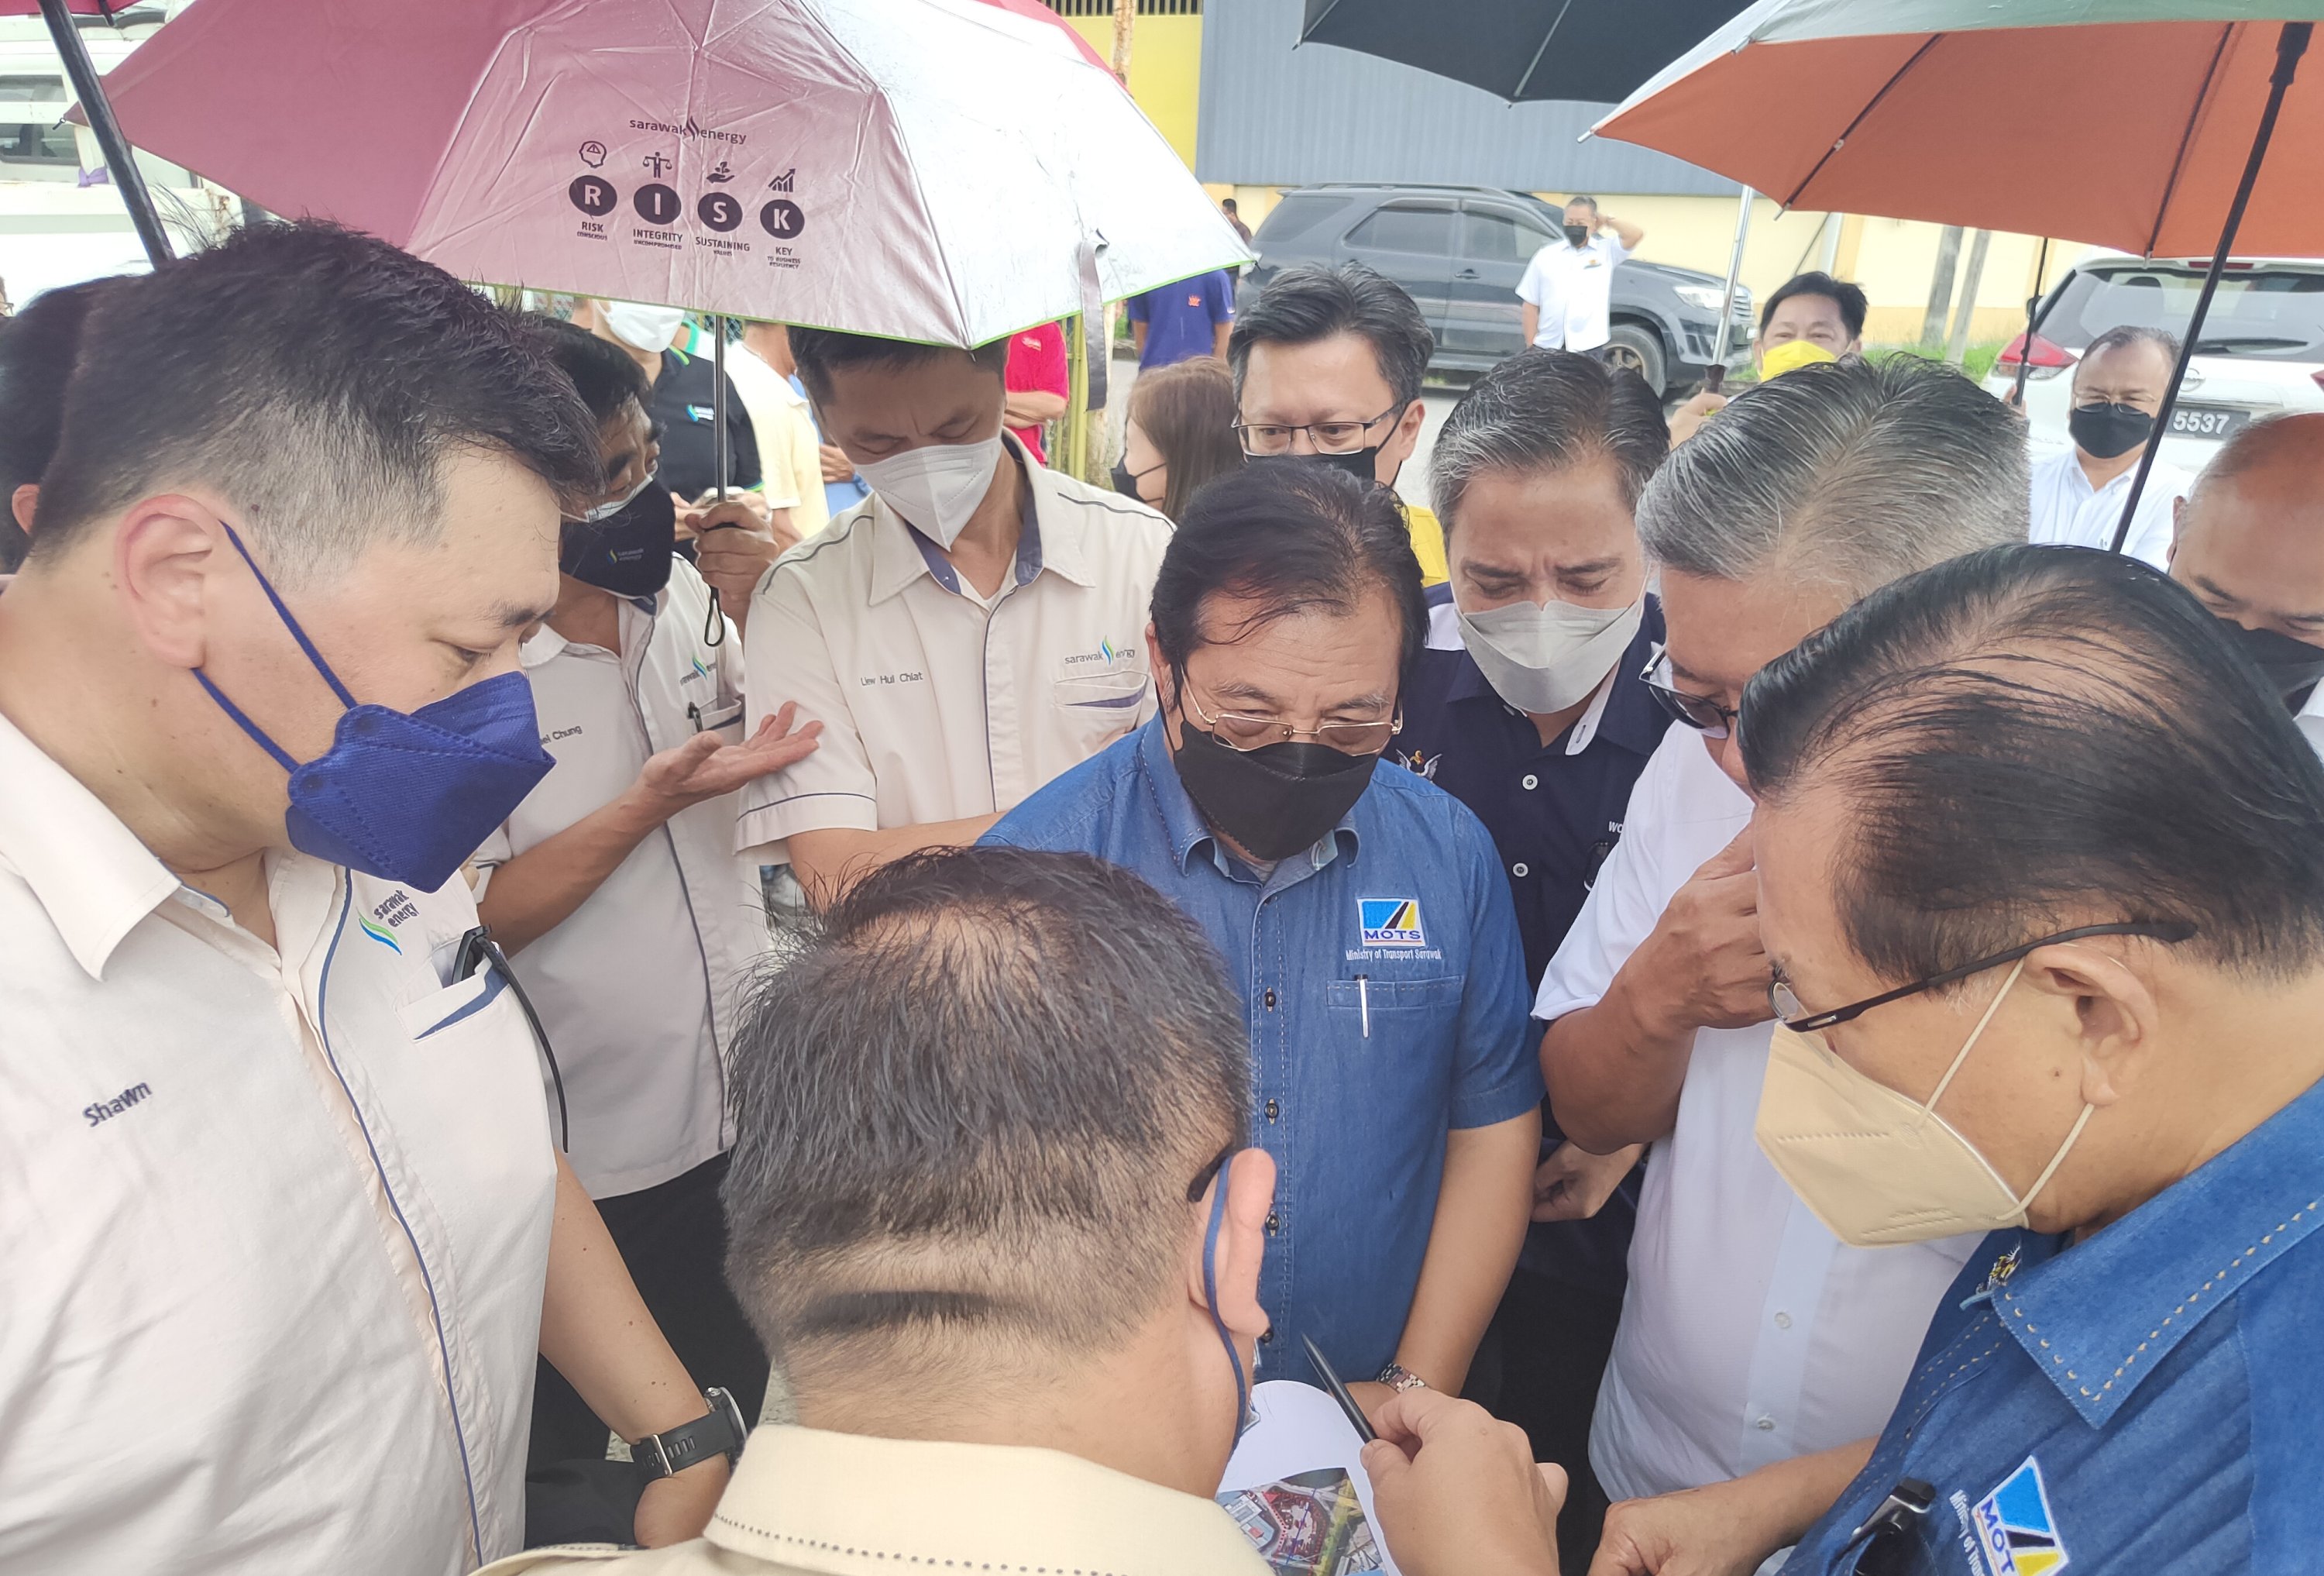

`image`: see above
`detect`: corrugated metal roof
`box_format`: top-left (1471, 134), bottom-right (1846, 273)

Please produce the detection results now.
top-left (1196, 0), bottom-right (1744, 197)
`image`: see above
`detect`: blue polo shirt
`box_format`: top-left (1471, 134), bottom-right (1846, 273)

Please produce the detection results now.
top-left (1391, 600), bottom-right (1666, 1297)
top-left (984, 717), bottom-right (1543, 1388)
top-left (1126, 270), bottom-right (1235, 370)
top-left (1787, 1072), bottom-right (2324, 1575)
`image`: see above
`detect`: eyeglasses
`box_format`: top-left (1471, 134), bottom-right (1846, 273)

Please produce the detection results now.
top-left (569, 463), bottom-right (659, 524)
top-left (1186, 1139), bottom-right (1243, 1203)
top-left (1180, 683), bottom-right (1401, 756)
top-left (1232, 403), bottom-right (1407, 457)
top-left (1639, 643), bottom-right (1739, 738)
top-left (1772, 920), bottom-right (2199, 1034)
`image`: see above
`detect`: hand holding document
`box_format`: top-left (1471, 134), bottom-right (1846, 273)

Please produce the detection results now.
top-left (1218, 1381), bottom-right (1398, 1576)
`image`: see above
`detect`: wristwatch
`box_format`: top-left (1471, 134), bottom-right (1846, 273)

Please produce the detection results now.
top-left (633, 1387), bottom-right (749, 1484)
top-left (1375, 1363), bottom-right (1430, 1394)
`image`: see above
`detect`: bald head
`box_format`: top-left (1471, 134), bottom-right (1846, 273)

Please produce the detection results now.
top-left (2171, 412), bottom-right (2324, 650)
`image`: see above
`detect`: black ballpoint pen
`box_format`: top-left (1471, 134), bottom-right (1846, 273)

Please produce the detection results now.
top-left (1301, 1333), bottom-right (1378, 1444)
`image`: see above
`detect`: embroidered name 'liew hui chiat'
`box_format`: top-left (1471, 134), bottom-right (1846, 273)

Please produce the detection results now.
top-left (84, 1082), bottom-right (153, 1128)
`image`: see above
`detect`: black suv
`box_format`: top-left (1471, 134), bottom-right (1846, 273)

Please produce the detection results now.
top-left (1241, 184), bottom-right (1750, 396)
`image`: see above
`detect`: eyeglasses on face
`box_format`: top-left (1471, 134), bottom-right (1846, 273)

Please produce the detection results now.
top-left (1639, 642), bottom-right (1739, 738)
top-left (569, 462), bottom-right (660, 524)
top-left (1232, 402), bottom-right (1406, 458)
top-left (1771, 920), bottom-right (2200, 1034)
top-left (1179, 683), bottom-right (1401, 757)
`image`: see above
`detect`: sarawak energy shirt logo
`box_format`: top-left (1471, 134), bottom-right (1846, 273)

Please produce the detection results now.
top-left (1359, 898), bottom-right (1427, 949)
top-left (1972, 1457), bottom-right (2069, 1576)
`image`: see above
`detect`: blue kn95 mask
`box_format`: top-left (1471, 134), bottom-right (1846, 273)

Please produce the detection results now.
top-left (194, 521), bottom-right (554, 892)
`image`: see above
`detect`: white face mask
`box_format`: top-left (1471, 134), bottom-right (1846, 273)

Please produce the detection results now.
top-left (856, 435), bottom-right (1005, 549)
top-left (1753, 960), bottom-right (2095, 1247)
top-left (600, 301), bottom-right (686, 354)
top-left (1456, 594), bottom-right (1645, 716)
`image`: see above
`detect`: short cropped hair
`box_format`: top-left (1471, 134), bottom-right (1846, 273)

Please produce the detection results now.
top-left (29, 222), bottom-right (599, 588)
top-left (1636, 356), bottom-right (2026, 598)
top-left (2079, 323), bottom-right (2181, 373)
top-left (1229, 263), bottom-right (1435, 410)
top-left (1430, 348), bottom-right (1669, 529)
top-left (1150, 459), bottom-right (1428, 675)
top-left (0, 277), bottom-right (125, 572)
top-left (2186, 410), bottom-right (2324, 510)
top-left (1760, 271), bottom-right (1869, 342)
top-left (787, 325), bottom-right (1009, 404)
top-left (526, 314), bottom-right (649, 425)
top-left (1742, 544), bottom-right (2324, 984)
top-left (721, 847), bottom-right (1250, 1379)
top-left (1565, 194), bottom-right (1600, 214)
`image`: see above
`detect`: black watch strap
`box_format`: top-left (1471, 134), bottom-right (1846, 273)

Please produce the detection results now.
top-left (633, 1386), bottom-right (748, 1482)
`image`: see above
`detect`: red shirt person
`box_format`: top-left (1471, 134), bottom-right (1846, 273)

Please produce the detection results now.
top-left (1004, 321), bottom-right (1069, 464)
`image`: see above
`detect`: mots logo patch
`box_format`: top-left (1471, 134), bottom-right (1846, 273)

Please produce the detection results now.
top-left (1973, 1457), bottom-right (2069, 1576)
top-left (1359, 898), bottom-right (1427, 948)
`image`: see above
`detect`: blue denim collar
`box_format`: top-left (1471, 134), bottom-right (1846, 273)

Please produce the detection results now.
top-left (1988, 1072), bottom-right (2324, 1426)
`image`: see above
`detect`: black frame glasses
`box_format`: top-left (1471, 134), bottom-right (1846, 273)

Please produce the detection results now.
top-left (1772, 920), bottom-right (2199, 1034)
top-left (1639, 643), bottom-right (1739, 739)
top-left (1232, 402), bottom-right (1407, 458)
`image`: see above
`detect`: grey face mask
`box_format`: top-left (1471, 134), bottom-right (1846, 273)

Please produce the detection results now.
top-left (1456, 595), bottom-right (1645, 715)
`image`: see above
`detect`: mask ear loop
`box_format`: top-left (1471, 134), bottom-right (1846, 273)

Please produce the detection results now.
top-left (197, 520), bottom-right (362, 769)
top-left (1918, 957), bottom-right (2030, 1124)
top-left (1201, 1155), bottom-right (1254, 1442)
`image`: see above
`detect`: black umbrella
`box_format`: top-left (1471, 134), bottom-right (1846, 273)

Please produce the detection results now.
top-left (1298, 0), bottom-right (1753, 105)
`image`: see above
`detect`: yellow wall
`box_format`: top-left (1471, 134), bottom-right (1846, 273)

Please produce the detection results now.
top-left (1067, 14), bottom-right (1203, 170)
top-left (1215, 182), bottom-right (2091, 349)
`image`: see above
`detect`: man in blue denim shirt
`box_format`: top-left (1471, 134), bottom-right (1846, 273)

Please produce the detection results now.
top-left (1696, 545), bottom-right (2324, 1574)
top-left (985, 461), bottom-right (1542, 1412)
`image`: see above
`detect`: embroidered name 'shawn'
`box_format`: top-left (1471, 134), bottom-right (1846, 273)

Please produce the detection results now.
top-left (84, 1082), bottom-right (152, 1128)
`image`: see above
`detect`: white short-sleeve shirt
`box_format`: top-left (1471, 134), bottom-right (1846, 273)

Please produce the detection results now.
top-left (1534, 724), bottom-right (1981, 1502)
top-left (473, 561), bottom-right (762, 1199)
top-left (0, 709), bottom-right (556, 1572)
top-left (1516, 233), bottom-right (1631, 353)
top-left (735, 438), bottom-right (1171, 857)
top-left (2027, 447), bottom-right (2186, 568)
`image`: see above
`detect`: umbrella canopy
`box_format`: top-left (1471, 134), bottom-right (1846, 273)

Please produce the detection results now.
top-left (1298, 0), bottom-right (1751, 104)
top-left (95, 0), bottom-right (1244, 346)
top-left (1593, 0), bottom-right (2324, 256)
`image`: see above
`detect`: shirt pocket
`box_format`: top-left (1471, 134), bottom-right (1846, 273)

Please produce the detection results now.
top-left (1051, 669), bottom-right (1150, 755)
top-left (1323, 974), bottom-right (1466, 1048)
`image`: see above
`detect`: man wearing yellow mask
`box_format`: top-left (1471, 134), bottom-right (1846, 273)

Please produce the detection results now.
top-left (1738, 543), bottom-right (2324, 1574)
top-left (1668, 271), bottom-right (1867, 445)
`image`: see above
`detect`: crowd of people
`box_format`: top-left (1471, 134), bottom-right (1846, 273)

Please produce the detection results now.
top-left (1, 212), bottom-right (2321, 1576)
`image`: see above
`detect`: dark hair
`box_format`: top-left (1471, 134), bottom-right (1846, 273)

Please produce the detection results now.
top-left (1430, 348), bottom-right (1669, 528)
top-left (1565, 194), bottom-right (1600, 214)
top-left (30, 222), bottom-right (600, 587)
top-left (788, 325), bottom-right (1010, 404)
top-left (526, 313), bottom-right (649, 425)
top-left (721, 846), bottom-right (1250, 1372)
top-left (2078, 323), bottom-right (2181, 377)
top-left (1126, 356), bottom-right (1241, 522)
top-left (1221, 198), bottom-right (1239, 212)
top-left (0, 277), bottom-right (124, 572)
top-left (1742, 543), bottom-right (2324, 984)
top-left (1151, 459), bottom-right (1428, 675)
top-left (1760, 271), bottom-right (1869, 343)
top-left (1228, 263), bottom-right (1434, 410)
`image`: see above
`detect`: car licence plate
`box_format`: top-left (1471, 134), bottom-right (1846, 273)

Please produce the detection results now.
top-left (2168, 404), bottom-right (2250, 440)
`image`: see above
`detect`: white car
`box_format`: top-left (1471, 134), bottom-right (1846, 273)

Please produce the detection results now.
top-left (1985, 253), bottom-right (2324, 473)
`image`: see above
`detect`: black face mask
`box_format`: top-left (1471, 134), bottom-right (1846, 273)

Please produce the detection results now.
top-left (1169, 708), bottom-right (1383, 862)
top-left (560, 479), bottom-right (676, 597)
top-left (1563, 223), bottom-right (1592, 246)
top-left (1111, 456), bottom-right (1137, 497)
top-left (2068, 401), bottom-right (2156, 460)
top-left (2217, 616), bottom-right (2324, 713)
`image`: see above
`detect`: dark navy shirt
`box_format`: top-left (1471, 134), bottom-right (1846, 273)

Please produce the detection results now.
top-left (984, 717), bottom-right (1544, 1388)
top-left (1391, 600), bottom-right (1667, 1294)
top-left (1125, 270), bottom-right (1235, 370)
top-left (1788, 1073), bottom-right (2324, 1576)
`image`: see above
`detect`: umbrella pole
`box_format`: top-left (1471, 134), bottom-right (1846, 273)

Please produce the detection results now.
top-left (2012, 236), bottom-right (2051, 406)
top-left (38, 0), bottom-right (171, 267)
top-left (1710, 187), bottom-right (1755, 392)
top-left (706, 318), bottom-right (730, 646)
top-left (2113, 21), bottom-right (2312, 554)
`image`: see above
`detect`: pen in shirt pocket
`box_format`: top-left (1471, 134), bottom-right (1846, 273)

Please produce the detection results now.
top-left (1356, 974), bottom-right (1370, 1039)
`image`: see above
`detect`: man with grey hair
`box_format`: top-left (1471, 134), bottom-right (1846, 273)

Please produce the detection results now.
top-left (1534, 359), bottom-right (2027, 1573)
top-left (2168, 411), bottom-right (2324, 762)
top-left (2027, 323), bottom-right (2187, 566)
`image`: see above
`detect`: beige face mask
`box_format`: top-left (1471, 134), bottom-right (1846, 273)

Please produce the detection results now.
top-left (1754, 960), bottom-right (2094, 1247)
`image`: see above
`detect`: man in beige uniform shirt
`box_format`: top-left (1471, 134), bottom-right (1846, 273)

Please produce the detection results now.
top-left (485, 847), bottom-right (1571, 1576)
top-left (735, 328), bottom-right (1171, 904)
